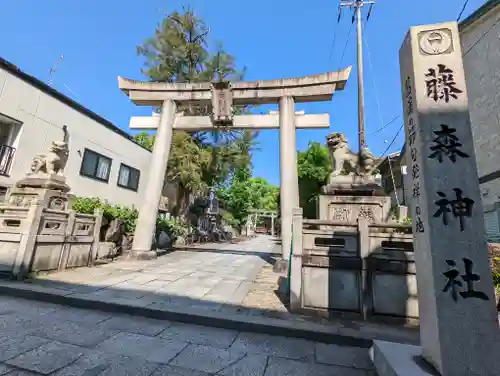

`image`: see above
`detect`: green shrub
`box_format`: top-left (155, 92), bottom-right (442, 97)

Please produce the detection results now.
top-left (71, 196), bottom-right (138, 233)
top-left (156, 217), bottom-right (189, 239)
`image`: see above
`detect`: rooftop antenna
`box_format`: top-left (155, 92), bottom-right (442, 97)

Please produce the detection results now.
top-left (48, 55), bottom-right (64, 87)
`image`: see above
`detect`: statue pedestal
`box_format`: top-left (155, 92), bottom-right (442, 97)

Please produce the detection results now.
top-left (318, 175), bottom-right (391, 223)
top-left (7, 173), bottom-right (71, 211)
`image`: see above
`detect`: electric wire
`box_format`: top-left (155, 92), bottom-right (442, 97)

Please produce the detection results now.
top-left (457, 0), bottom-right (470, 21)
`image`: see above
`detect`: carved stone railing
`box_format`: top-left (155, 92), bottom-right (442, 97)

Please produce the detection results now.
top-left (290, 209), bottom-right (416, 323)
top-left (0, 202), bottom-right (102, 279)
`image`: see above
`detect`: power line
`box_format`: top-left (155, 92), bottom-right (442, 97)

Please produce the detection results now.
top-left (463, 16), bottom-right (500, 56)
top-left (378, 123), bottom-right (404, 159)
top-left (364, 33), bottom-right (384, 136)
top-left (338, 22), bottom-right (354, 69)
top-left (327, 14), bottom-right (340, 68)
top-left (457, 0), bottom-right (470, 21)
top-left (370, 114), bottom-right (401, 136)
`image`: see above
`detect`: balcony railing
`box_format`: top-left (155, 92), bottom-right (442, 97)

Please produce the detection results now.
top-left (0, 145), bottom-right (15, 176)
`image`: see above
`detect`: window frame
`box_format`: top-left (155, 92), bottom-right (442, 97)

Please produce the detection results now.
top-left (117, 163), bottom-right (140, 192)
top-left (79, 148), bottom-right (112, 183)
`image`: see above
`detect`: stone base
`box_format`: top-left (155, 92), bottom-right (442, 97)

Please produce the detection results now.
top-left (322, 175), bottom-right (385, 196)
top-left (125, 250), bottom-right (157, 260)
top-left (16, 173), bottom-right (70, 192)
top-left (318, 193), bottom-right (392, 223)
top-left (371, 341), bottom-right (439, 376)
top-left (273, 258), bottom-right (289, 273)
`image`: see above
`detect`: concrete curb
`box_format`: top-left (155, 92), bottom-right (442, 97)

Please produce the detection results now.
top-left (0, 283), bottom-right (417, 348)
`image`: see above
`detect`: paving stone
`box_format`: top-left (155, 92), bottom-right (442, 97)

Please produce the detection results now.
top-left (0, 314), bottom-right (41, 337)
top-left (83, 288), bottom-right (146, 300)
top-left (159, 323), bottom-right (238, 349)
top-left (264, 357), bottom-right (367, 376)
top-left (6, 341), bottom-right (86, 375)
top-left (218, 354), bottom-right (268, 376)
top-left (41, 306), bottom-right (111, 325)
top-left (170, 344), bottom-right (244, 374)
top-left (225, 281), bottom-right (253, 304)
top-left (0, 335), bottom-right (50, 362)
top-left (315, 343), bottom-right (373, 370)
top-left (51, 349), bottom-right (159, 376)
top-left (150, 365), bottom-right (211, 376)
top-left (2, 370), bottom-right (40, 376)
top-left (101, 314), bottom-right (171, 336)
top-left (33, 319), bottom-right (118, 347)
top-left (0, 297), bottom-right (58, 317)
top-left (96, 332), bottom-right (187, 364)
top-left (0, 364), bottom-right (12, 375)
top-left (229, 332), bottom-right (315, 361)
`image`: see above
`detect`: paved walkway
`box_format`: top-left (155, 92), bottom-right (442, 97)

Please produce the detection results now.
top-left (29, 235), bottom-right (283, 314)
top-left (0, 296), bottom-right (375, 375)
top-left (0, 235), bottom-right (419, 350)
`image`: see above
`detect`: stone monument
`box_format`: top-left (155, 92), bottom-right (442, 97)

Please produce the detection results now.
top-left (317, 132), bottom-right (391, 224)
top-left (371, 22), bottom-right (500, 376)
top-left (7, 129), bottom-right (71, 212)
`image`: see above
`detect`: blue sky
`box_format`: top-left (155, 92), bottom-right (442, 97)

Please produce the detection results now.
top-left (0, 0), bottom-right (486, 186)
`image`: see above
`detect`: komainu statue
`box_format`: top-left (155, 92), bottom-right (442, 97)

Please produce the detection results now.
top-left (30, 141), bottom-right (69, 176)
top-left (326, 132), bottom-right (378, 182)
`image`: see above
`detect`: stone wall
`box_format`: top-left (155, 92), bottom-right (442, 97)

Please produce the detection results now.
top-left (290, 213), bottom-right (416, 323)
top-left (0, 200), bottom-right (102, 278)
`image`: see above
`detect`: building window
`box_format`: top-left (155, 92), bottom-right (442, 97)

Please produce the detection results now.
top-left (117, 163), bottom-right (140, 191)
top-left (80, 149), bottom-right (112, 182)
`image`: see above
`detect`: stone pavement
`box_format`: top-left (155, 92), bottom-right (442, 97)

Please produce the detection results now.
top-left (0, 296), bottom-right (375, 375)
top-left (32, 235), bottom-right (279, 311)
top-left (0, 235), bottom-right (419, 347)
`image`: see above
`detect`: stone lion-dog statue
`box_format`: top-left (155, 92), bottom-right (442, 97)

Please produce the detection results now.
top-left (30, 140), bottom-right (69, 176)
top-left (326, 132), bottom-right (378, 180)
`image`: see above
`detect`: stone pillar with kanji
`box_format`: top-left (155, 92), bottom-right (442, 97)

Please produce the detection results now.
top-left (399, 22), bottom-right (500, 375)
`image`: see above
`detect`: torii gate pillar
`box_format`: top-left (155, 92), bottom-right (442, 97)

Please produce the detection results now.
top-left (118, 69), bottom-right (351, 261)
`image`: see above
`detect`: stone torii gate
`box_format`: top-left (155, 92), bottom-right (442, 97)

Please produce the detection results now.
top-left (247, 209), bottom-right (278, 237)
top-left (118, 69), bottom-right (351, 261)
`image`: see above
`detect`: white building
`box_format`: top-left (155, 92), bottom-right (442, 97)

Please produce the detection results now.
top-left (0, 57), bottom-right (169, 209)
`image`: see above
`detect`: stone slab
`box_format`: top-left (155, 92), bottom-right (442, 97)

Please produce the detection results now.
top-left (169, 344), bottom-right (244, 374)
top-left (0, 368), bottom-right (39, 376)
top-left (41, 306), bottom-right (111, 325)
top-left (218, 354), bottom-right (268, 376)
top-left (151, 365), bottom-right (211, 376)
top-left (95, 332), bottom-right (187, 364)
top-left (371, 340), bottom-right (438, 376)
top-left (159, 322), bottom-right (239, 349)
top-left (0, 281), bottom-right (414, 347)
top-left (101, 314), bottom-right (171, 336)
top-left (229, 332), bottom-right (315, 361)
top-left (6, 341), bottom-right (86, 375)
top-left (264, 357), bottom-right (367, 376)
top-left (0, 334), bottom-right (50, 362)
top-left (51, 350), bottom-right (159, 376)
top-left (33, 319), bottom-right (118, 347)
top-left (315, 343), bottom-right (373, 370)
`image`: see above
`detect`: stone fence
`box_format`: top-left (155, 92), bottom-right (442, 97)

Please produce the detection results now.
top-left (289, 207), bottom-right (416, 324)
top-left (0, 202), bottom-right (102, 279)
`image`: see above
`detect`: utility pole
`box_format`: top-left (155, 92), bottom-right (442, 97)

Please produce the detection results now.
top-left (339, 0), bottom-right (375, 152)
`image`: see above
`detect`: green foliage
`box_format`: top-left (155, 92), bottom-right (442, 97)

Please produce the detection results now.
top-left (72, 197), bottom-right (138, 233)
top-left (136, 8), bottom-right (257, 204)
top-left (216, 168), bottom-right (278, 230)
top-left (133, 132), bottom-right (155, 151)
top-left (297, 142), bottom-right (332, 218)
top-left (156, 217), bottom-right (189, 239)
top-left (399, 216), bottom-right (412, 225)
